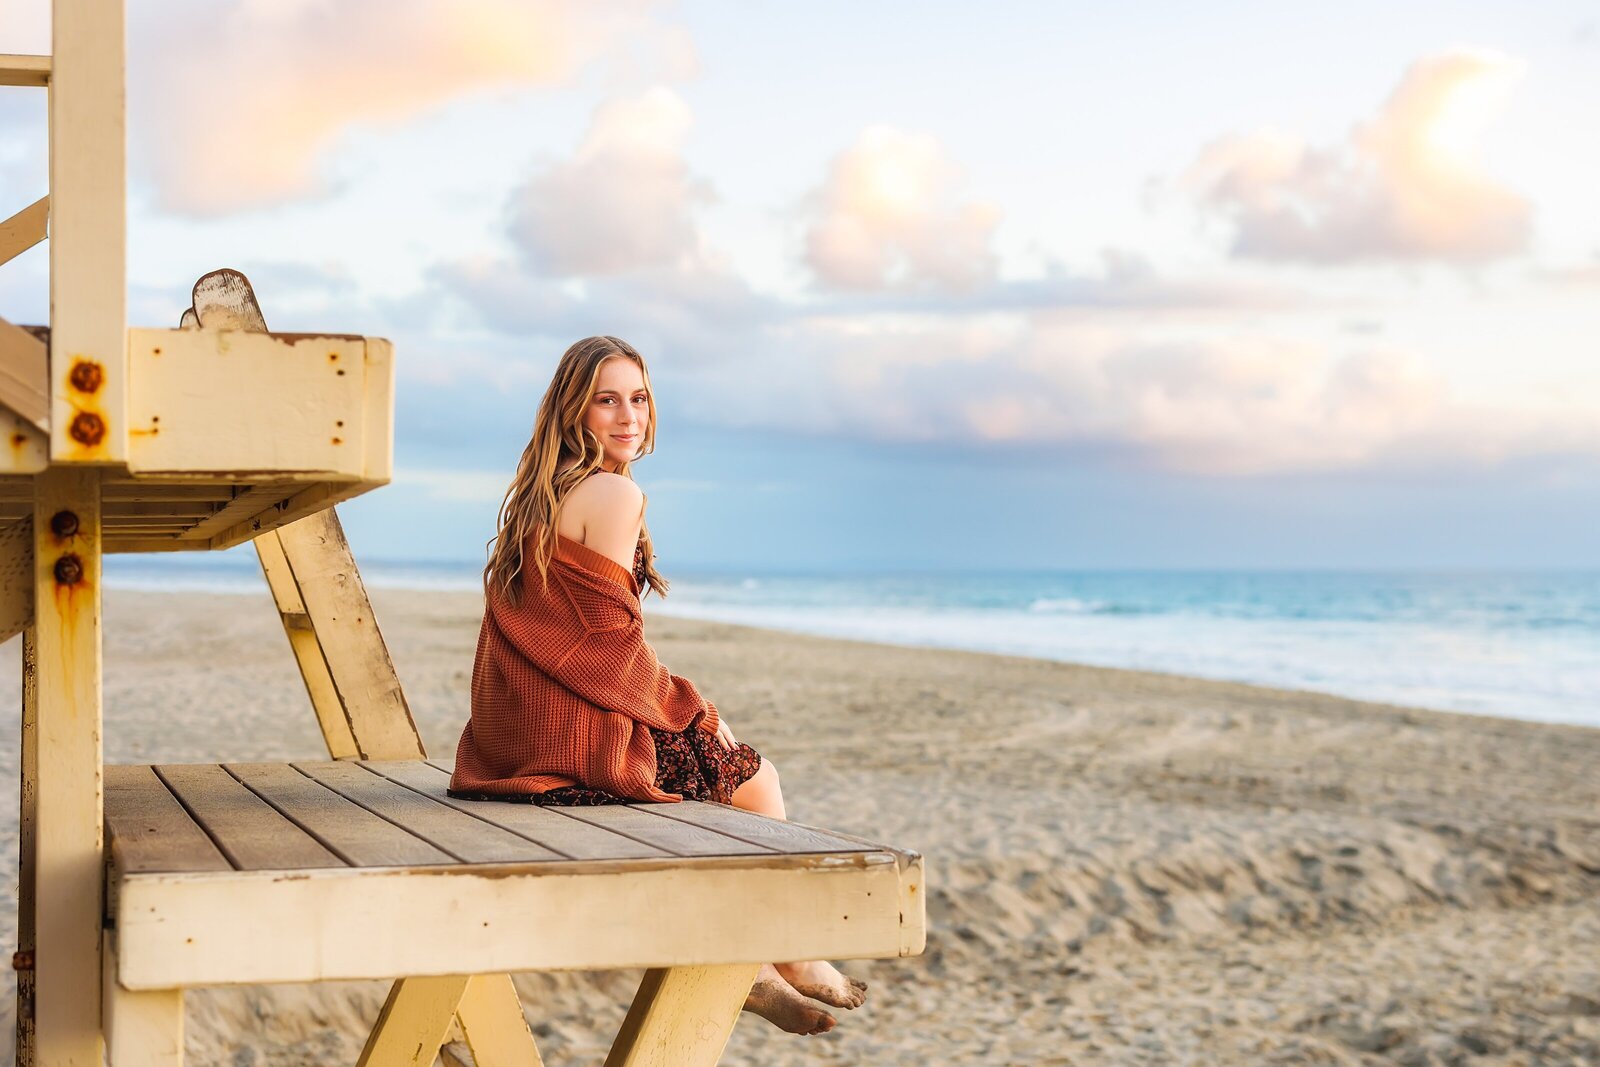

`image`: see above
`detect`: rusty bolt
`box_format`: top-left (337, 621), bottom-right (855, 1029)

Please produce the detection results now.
top-left (50, 510), bottom-right (79, 538)
top-left (68, 360), bottom-right (104, 394)
top-left (54, 554), bottom-right (83, 587)
top-left (69, 412), bottom-right (105, 446)
top-left (11, 950), bottom-right (33, 972)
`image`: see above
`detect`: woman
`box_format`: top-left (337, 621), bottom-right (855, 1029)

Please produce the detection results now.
top-left (449, 335), bottom-right (868, 1037)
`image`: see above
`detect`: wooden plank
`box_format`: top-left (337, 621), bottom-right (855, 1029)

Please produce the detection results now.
top-left (0, 408), bottom-right (49, 475)
top-left (355, 974), bottom-right (470, 1067)
top-left (294, 761), bottom-right (563, 863)
top-left (0, 196), bottom-right (48, 267)
top-left (225, 763), bottom-right (452, 867)
top-left (51, 0), bottom-right (128, 466)
top-left (16, 627), bottom-right (37, 1063)
top-left (174, 482), bottom-right (294, 542)
top-left (101, 929), bottom-right (182, 1067)
top-left (104, 765), bottom-right (231, 875)
top-left (0, 517), bottom-right (33, 642)
top-left (604, 965), bottom-right (758, 1067)
top-left (365, 760), bottom-right (671, 862)
top-left (154, 764), bottom-right (343, 871)
top-left (114, 850), bottom-right (911, 988)
top-left (30, 466), bottom-right (105, 1063)
top-left (454, 975), bottom-right (544, 1067)
top-left (254, 530), bottom-right (359, 758)
top-left (211, 477), bottom-right (381, 549)
top-left (275, 510), bottom-right (423, 759)
top-left (0, 314), bottom-right (50, 430)
top-left (547, 804), bottom-right (774, 859)
top-left (645, 801), bottom-right (875, 855)
top-left (0, 55), bottom-right (50, 87)
top-left (125, 328), bottom-right (368, 475)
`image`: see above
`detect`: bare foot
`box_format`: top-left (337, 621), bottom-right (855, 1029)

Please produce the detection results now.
top-left (774, 959), bottom-right (868, 1009)
top-left (743, 964), bottom-right (836, 1035)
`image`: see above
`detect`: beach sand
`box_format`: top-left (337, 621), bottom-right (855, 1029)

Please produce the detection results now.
top-left (0, 587), bottom-right (1596, 1065)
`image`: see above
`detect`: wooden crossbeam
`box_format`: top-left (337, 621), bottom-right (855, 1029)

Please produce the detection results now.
top-left (0, 55), bottom-right (51, 87)
top-left (1, 197), bottom-right (49, 267)
top-left (0, 315), bottom-right (49, 431)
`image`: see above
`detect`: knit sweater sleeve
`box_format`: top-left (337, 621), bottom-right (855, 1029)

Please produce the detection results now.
top-left (551, 617), bottom-right (717, 734)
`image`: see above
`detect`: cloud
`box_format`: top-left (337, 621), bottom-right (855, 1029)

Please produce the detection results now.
top-left (129, 0), bottom-right (685, 215)
top-left (395, 466), bottom-right (512, 504)
top-left (1180, 48), bottom-right (1531, 263)
top-left (803, 125), bottom-right (1001, 292)
top-left (507, 87), bottom-right (715, 275)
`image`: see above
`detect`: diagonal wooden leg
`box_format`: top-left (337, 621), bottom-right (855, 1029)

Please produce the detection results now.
top-left (455, 974), bottom-right (544, 1066)
top-left (356, 975), bottom-right (472, 1067)
top-left (102, 929), bottom-right (183, 1065)
top-left (604, 965), bottom-right (760, 1067)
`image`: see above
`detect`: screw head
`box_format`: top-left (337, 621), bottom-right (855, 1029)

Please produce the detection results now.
top-left (49, 510), bottom-right (79, 538)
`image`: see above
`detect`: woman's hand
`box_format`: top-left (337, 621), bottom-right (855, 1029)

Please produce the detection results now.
top-left (714, 717), bottom-right (738, 752)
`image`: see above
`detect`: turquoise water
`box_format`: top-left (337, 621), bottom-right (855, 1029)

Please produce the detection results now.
top-left (104, 556), bottom-right (1600, 728)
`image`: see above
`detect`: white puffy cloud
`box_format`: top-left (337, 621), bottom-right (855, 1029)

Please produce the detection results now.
top-left (507, 87), bottom-right (714, 276)
top-left (804, 125), bottom-right (1000, 292)
top-left (1182, 48), bottom-right (1531, 263)
top-left (129, 0), bottom-right (686, 214)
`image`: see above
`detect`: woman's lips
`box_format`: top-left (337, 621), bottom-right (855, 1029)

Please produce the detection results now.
top-left (612, 434), bottom-right (636, 441)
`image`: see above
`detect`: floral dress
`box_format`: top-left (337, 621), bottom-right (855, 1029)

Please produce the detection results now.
top-left (490, 536), bottom-right (763, 807)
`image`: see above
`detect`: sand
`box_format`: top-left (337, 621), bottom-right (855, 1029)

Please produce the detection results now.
top-left (0, 587), bottom-right (1596, 1065)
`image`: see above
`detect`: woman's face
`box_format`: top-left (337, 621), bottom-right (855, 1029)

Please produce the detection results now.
top-left (585, 356), bottom-right (650, 472)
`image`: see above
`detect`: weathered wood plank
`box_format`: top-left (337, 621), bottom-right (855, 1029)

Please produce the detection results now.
top-left (294, 761), bottom-right (563, 863)
top-left (547, 804), bottom-right (774, 859)
top-left (114, 851), bottom-right (912, 988)
top-left (104, 765), bottom-right (231, 875)
top-left (604, 965), bottom-right (758, 1067)
top-left (31, 466), bottom-right (106, 1063)
top-left (364, 760), bottom-right (671, 862)
top-left (0, 314), bottom-right (49, 430)
top-left (16, 627), bottom-right (36, 1062)
top-left (102, 929), bottom-right (183, 1066)
top-left (454, 974), bottom-right (544, 1067)
top-left (225, 763), bottom-right (451, 868)
top-left (0, 517), bottom-right (32, 643)
top-left (645, 801), bottom-right (874, 855)
top-left (154, 764), bottom-right (343, 871)
top-left (175, 483), bottom-right (295, 542)
top-left (0, 55), bottom-right (50, 87)
top-left (0, 196), bottom-right (48, 267)
top-left (355, 974), bottom-right (469, 1067)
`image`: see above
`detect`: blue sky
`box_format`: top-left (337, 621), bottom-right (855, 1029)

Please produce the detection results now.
top-left (3, 1), bottom-right (1598, 570)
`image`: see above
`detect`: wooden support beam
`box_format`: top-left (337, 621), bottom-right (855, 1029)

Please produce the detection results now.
top-left (1, 517), bottom-right (33, 642)
top-left (50, 0), bottom-right (128, 465)
top-left (30, 465), bottom-right (105, 1064)
top-left (101, 930), bottom-right (182, 1066)
top-left (354, 974), bottom-right (471, 1067)
top-left (454, 975), bottom-right (544, 1067)
top-left (0, 315), bottom-right (50, 431)
top-left (1, 197), bottom-right (49, 267)
top-left (0, 55), bottom-right (51, 87)
top-left (604, 965), bottom-right (759, 1067)
top-left (17, 627), bottom-right (38, 1064)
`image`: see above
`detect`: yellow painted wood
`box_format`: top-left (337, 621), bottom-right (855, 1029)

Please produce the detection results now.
top-left (0, 54), bottom-right (51, 87)
top-left (0, 197), bottom-right (49, 267)
top-left (354, 974), bottom-right (470, 1067)
top-left (604, 965), bottom-right (760, 1067)
top-left (253, 529), bottom-right (358, 758)
top-left (0, 315), bottom-right (50, 430)
top-left (17, 626), bottom-right (37, 1065)
top-left (30, 465), bottom-right (104, 1065)
top-left (274, 510), bottom-right (423, 759)
top-left (101, 931), bottom-right (182, 1066)
top-left (124, 329), bottom-right (375, 476)
top-left (455, 975), bottom-right (544, 1067)
top-left (111, 852), bottom-right (910, 988)
top-left (0, 408), bottom-right (50, 474)
top-left (1, 517), bottom-right (34, 642)
top-left (50, 0), bottom-right (128, 466)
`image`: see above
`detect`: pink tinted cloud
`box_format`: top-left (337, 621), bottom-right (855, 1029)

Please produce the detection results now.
top-left (1182, 48), bottom-right (1531, 263)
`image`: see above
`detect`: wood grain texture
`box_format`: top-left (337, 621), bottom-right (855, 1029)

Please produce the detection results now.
top-left (454, 974), bottom-right (545, 1067)
top-left (225, 763), bottom-right (451, 867)
top-left (603, 965), bottom-right (759, 1067)
top-left (0, 196), bottom-right (48, 267)
top-left (104, 765), bottom-right (230, 875)
top-left (153, 764), bottom-right (343, 872)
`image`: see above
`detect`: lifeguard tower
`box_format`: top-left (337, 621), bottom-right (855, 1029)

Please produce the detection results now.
top-left (1, 4), bottom-right (926, 1064)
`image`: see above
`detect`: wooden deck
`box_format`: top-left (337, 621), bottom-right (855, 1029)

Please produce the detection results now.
top-left (104, 759), bottom-right (925, 991)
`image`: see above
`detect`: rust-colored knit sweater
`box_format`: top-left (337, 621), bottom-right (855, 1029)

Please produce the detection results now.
top-left (449, 524), bottom-right (720, 804)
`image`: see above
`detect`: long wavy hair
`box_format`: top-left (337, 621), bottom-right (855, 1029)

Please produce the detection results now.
top-left (483, 336), bottom-right (669, 607)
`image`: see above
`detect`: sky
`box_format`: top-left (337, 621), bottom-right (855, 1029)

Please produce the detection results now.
top-left (2, 0), bottom-right (1598, 571)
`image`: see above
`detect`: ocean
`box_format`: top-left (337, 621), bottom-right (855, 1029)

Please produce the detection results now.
top-left (102, 555), bottom-right (1600, 729)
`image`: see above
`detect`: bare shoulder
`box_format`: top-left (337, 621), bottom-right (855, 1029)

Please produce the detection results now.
top-left (564, 473), bottom-right (644, 572)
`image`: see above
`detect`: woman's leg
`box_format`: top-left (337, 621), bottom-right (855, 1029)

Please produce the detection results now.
top-left (728, 759), bottom-right (869, 1011)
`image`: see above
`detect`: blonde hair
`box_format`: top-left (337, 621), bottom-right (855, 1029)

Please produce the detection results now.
top-left (483, 335), bottom-right (668, 607)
